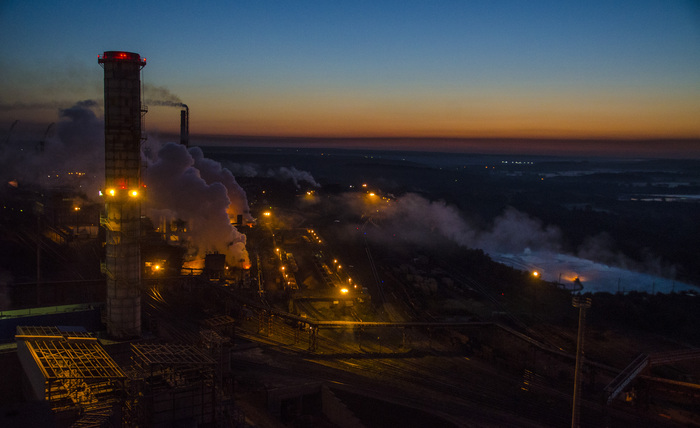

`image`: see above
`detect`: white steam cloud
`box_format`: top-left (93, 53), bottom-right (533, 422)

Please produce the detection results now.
top-left (329, 191), bottom-right (678, 285)
top-left (189, 146), bottom-right (254, 222)
top-left (338, 193), bottom-right (558, 254)
top-left (225, 161), bottom-right (320, 189)
top-left (144, 142), bottom-right (248, 265)
top-left (1, 99), bottom-right (253, 268)
top-left (268, 166), bottom-right (320, 189)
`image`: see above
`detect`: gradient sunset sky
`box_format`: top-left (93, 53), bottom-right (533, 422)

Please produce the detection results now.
top-left (1, 1), bottom-right (699, 153)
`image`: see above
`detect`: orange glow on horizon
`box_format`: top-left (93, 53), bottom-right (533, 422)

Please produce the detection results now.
top-left (135, 82), bottom-right (700, 143)
top-left (185, 115), bottom-right (694, 140)
top-left (124, 87), bottom-right (700, 157)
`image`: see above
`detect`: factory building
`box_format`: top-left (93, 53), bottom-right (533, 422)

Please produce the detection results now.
top-left (98, 51), bottom-right (146, 339)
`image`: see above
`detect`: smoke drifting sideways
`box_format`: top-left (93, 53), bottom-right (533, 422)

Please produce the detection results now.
top-left (327, 191), bottom-right (687, 292)
top-left (334, 193), bottom-right (559, 254)
top-left (226, 162), bottom-right (320, 189)
top-left (0, 100), bottom-right (104, 198)
top-left (143, 142), bottom-right (249, 266)
top-left (143, 85), bottom-right (184, 108)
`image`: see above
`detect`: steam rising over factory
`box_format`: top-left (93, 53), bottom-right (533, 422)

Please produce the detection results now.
top-left (1, 46), bottom-right (698, 428)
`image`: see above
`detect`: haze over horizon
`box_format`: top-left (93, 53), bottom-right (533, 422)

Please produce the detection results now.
top-left (1, 1), bottom-right (699, 157)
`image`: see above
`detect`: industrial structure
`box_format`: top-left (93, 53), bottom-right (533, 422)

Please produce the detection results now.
top-left (15, 326), bottom-right (126, 426)
top-left (570, 295), bottom-right (592, 428)
top-left (3, 49), bottom-right (699, 428)
top-left (125, 343), bottom-right (217, 426)
top-left (98, 51), bottom-right (146, 339)
top-left (180, 104), bottom-right (189, 147)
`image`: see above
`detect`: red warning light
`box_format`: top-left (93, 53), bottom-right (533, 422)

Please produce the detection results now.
top-left (98, 51), bottom-right (146, 66)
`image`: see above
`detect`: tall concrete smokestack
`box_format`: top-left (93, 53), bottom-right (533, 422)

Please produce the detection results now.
top-left (98, 51), bottom-right (146, 339)
top-left (180, 104), bottom-right (189, 147)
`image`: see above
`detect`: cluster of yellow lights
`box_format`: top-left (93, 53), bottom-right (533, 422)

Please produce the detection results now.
top-left (331, 258), bottom-right (359, 293)
top-left (303, 230), bottom-right (361, 294)
top-left (308, 229), bottom-right (322, 244)
top-left (102, 188), bottom-right (140, 197)
top-left (360, 182), bottom-right (391, 204)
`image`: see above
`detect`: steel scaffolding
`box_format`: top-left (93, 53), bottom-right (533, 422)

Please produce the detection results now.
top-left (126, 343), bottom-right (217, 427)
top-left (15, 326), bottom-right (125, 426)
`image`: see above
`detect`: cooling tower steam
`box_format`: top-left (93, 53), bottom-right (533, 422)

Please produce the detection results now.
top-left (145, 142), bottom-right (248, 265)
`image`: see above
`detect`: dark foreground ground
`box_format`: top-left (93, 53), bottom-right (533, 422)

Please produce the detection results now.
top-left (1, 146), bottom-right (699, 427)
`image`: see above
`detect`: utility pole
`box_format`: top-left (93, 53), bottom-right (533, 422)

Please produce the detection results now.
top-left (571, 295), bottom-right (592, 428)
top-left (35, 201), bottom-right (43, 305)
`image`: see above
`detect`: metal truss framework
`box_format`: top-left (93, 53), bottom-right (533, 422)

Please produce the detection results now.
top-left (127, 343), bottom-right (217, 427)
top-left (15, 326), bottom-right (125, 425)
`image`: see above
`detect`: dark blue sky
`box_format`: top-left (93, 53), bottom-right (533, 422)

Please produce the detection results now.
top-left (1, 1), bottom-right (699, 149)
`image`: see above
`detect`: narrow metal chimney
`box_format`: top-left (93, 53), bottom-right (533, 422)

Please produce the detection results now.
top-left (180, 104), bottom-right (189, 147)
